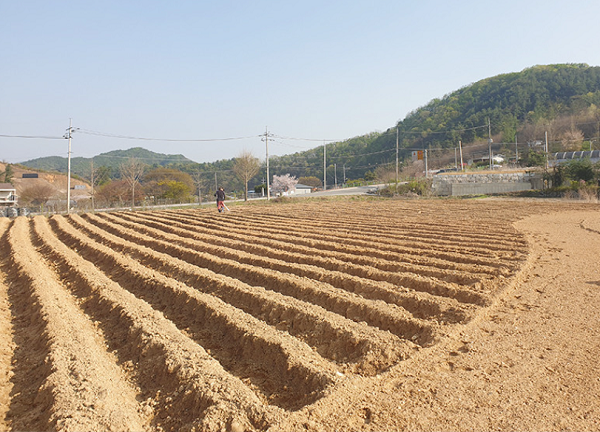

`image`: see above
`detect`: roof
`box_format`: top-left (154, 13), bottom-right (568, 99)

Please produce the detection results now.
top-left (554, 150), bottom-right (600, 160)
top-left (0, 183), bottom-right (15, 190)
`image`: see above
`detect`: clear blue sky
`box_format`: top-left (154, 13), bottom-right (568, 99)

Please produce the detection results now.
top-left (1, 0), bottom-right (599, 164)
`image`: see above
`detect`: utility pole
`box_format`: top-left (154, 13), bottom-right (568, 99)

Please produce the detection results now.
top-left (545, 131), bottom-right (549, 169)
top-left (424, 149), bottom-right (428, 178)
top-left (515, 134), bottom-right (519, 164)
top-left (459, 140), bottom-right (464, 172)
top-left (214, 172), bottom-right (217, 192)
top-left (343, 163), bottom-right (346, 185)
top-left (488, 118), bottom-right (493, 170)
top-left (454, 147), bottom-right (458, 170)
top-left (90, 158), bottom-right (95, 211)
top-left (395, 126), bottom-right (399, 184)
top-left (63, 119), bottom-right (76, 214)
top-left (334, 163), bottom-right (337, 188)
top-left (323, 141), bottom-right (327, 191)
top-left (261, 127), bottom-right (272, 200)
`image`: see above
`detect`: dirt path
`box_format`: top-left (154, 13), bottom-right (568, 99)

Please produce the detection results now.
top-left (276, 208), bottom-right (600, 431)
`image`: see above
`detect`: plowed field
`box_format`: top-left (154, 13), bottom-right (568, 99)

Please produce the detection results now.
top-left (1, 198), bottom-right (599, 431)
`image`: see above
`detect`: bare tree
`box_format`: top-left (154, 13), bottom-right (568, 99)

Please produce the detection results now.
top-left (90, 159), bottom-right (96, 210)
top-left (232, 150), bottom-right (260, 201)
top-left (119, 158), bottom-right (145, 209)
top-left (19, 183), bottom-right (57, 207)
top-left (191, 170), bottom-right (206, 204)
top-left (559, 128), bottom-right (585, 151)
top-left (95, 180), bottom-right (132, 208)
top-left (375, 166), bottom-right (397, 183)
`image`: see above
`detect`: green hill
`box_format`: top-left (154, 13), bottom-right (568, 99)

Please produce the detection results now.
top-left (268, 63), bottom-right (600, 182)
top-left (21, 147), bottom-right (196, 180)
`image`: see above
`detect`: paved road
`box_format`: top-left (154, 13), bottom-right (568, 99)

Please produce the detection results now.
top-left (307, 184), bottom-right (386, 197)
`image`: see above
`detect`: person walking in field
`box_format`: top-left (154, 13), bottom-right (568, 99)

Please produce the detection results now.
top-left (215, 187), bottom-right (226, 212)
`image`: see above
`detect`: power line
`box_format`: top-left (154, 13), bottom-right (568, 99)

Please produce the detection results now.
top-left (2, 121), bottom-right (490, 145)
top-left (271, 147), bottom-right (397, 161)
top-left (272, 134), bottom-right (344, 142)
top-left (327, 148), bottom-right (396, 160)
top-left (77, 128), bottom-right (259, 142)
top-left (399, 124), bottom-right (489, 136)
top-left (0, 134), bottom-right (64, 139)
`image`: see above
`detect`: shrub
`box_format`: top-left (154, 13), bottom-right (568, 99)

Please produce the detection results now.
top-left (564, 159), bottom-right (595, 182)
top-left (379, 179), bottom-right (431, 197)
top-left (562, 182), bottom-right (599, 202)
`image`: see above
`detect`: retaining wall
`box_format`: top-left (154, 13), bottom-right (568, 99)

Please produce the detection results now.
top-left (432, 171), bottom-right (541, 196)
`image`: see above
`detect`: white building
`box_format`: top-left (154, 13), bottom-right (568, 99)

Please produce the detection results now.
top-left (0, 183), bottom-right (17, 206)
top-left (294, 184), bottom-right (312, 195)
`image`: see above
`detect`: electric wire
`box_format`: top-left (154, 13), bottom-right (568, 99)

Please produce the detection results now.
top-left (6, 121), bottom-right (594, 180)
top-left (0, 134), bottom-right (64, 139)
top-left (78, 129), bottom-right (259, 142)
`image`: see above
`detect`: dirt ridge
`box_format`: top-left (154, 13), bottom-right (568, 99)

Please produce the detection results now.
top-left (2, 199), bottom-right (589, 431)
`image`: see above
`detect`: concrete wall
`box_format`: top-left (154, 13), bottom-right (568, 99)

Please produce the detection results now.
top-left (432, 170), bottom-right (540, 196)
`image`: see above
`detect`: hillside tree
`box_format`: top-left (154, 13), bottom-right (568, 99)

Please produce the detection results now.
top-left (143, 167), bottom-right (194, 202)
top-left (120, 158), bottom-right (145, 208)
top-left (19, 183), bottom-right (57, 206)
top-left (1, 164), bottom-right (14, 184)
top-left (191, 170), bottom-right (207, 204)
top-left (232, 150), bottom-right (260, 201)
top-left (95, 180), bottom-right (137, 207)
top-left (90, 162), bottom-right (113, 210)
top-left (298, 176), bottom-right (322, 189)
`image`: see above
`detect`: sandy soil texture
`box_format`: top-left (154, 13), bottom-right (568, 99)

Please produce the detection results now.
top-left (0, 198), bottom-right (598, 431)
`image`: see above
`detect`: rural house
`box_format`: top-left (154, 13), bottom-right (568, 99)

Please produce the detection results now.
top-left (0, 183), bottom-right (17, 206)
top-left (294, 183), bottom-right (313, 194)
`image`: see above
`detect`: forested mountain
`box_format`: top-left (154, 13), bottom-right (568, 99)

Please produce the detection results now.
top-left (267, 63), bottom-right (600, 183)
top-left (21, 147), bottom-right (195, 180)
top-left (398, 63), bottom-right (600, 144)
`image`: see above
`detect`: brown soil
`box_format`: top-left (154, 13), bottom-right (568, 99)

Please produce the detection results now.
top-left (0, 198), bottom-right (598, 431)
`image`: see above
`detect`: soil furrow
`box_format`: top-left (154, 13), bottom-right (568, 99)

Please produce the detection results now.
top-left (4, 198), bottom-right (580, 432)
top-left (222, 203), bottom-right (526, 245)
top-left (4, 217), bottom-right (148, 432)
top-left (46, 215), bottom-right (339, 411)
top-left (84, 212), bottom-right (473, 323)
top-left (67, 213), bottom-right (413, 374)
top-left (30, 215), bottom-right (278, 431)
top-left (0, 219), bottom-right (15, 432)
top-left (104, 211), bottom-right (492, 306)
top-left (247, 203), bottom-right (530, 251)
top-left (198, 210), bottom-right (527, 256)
top-left (160, 209), bottom-right (507, 281)
top-left (153, 209), bottom-right (513, 273)
top-left (87, 212), bottom-right (443, 342)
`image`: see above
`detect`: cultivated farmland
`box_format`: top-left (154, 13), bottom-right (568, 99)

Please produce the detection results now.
top-left (1, 198), bottom-right (599, 431)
